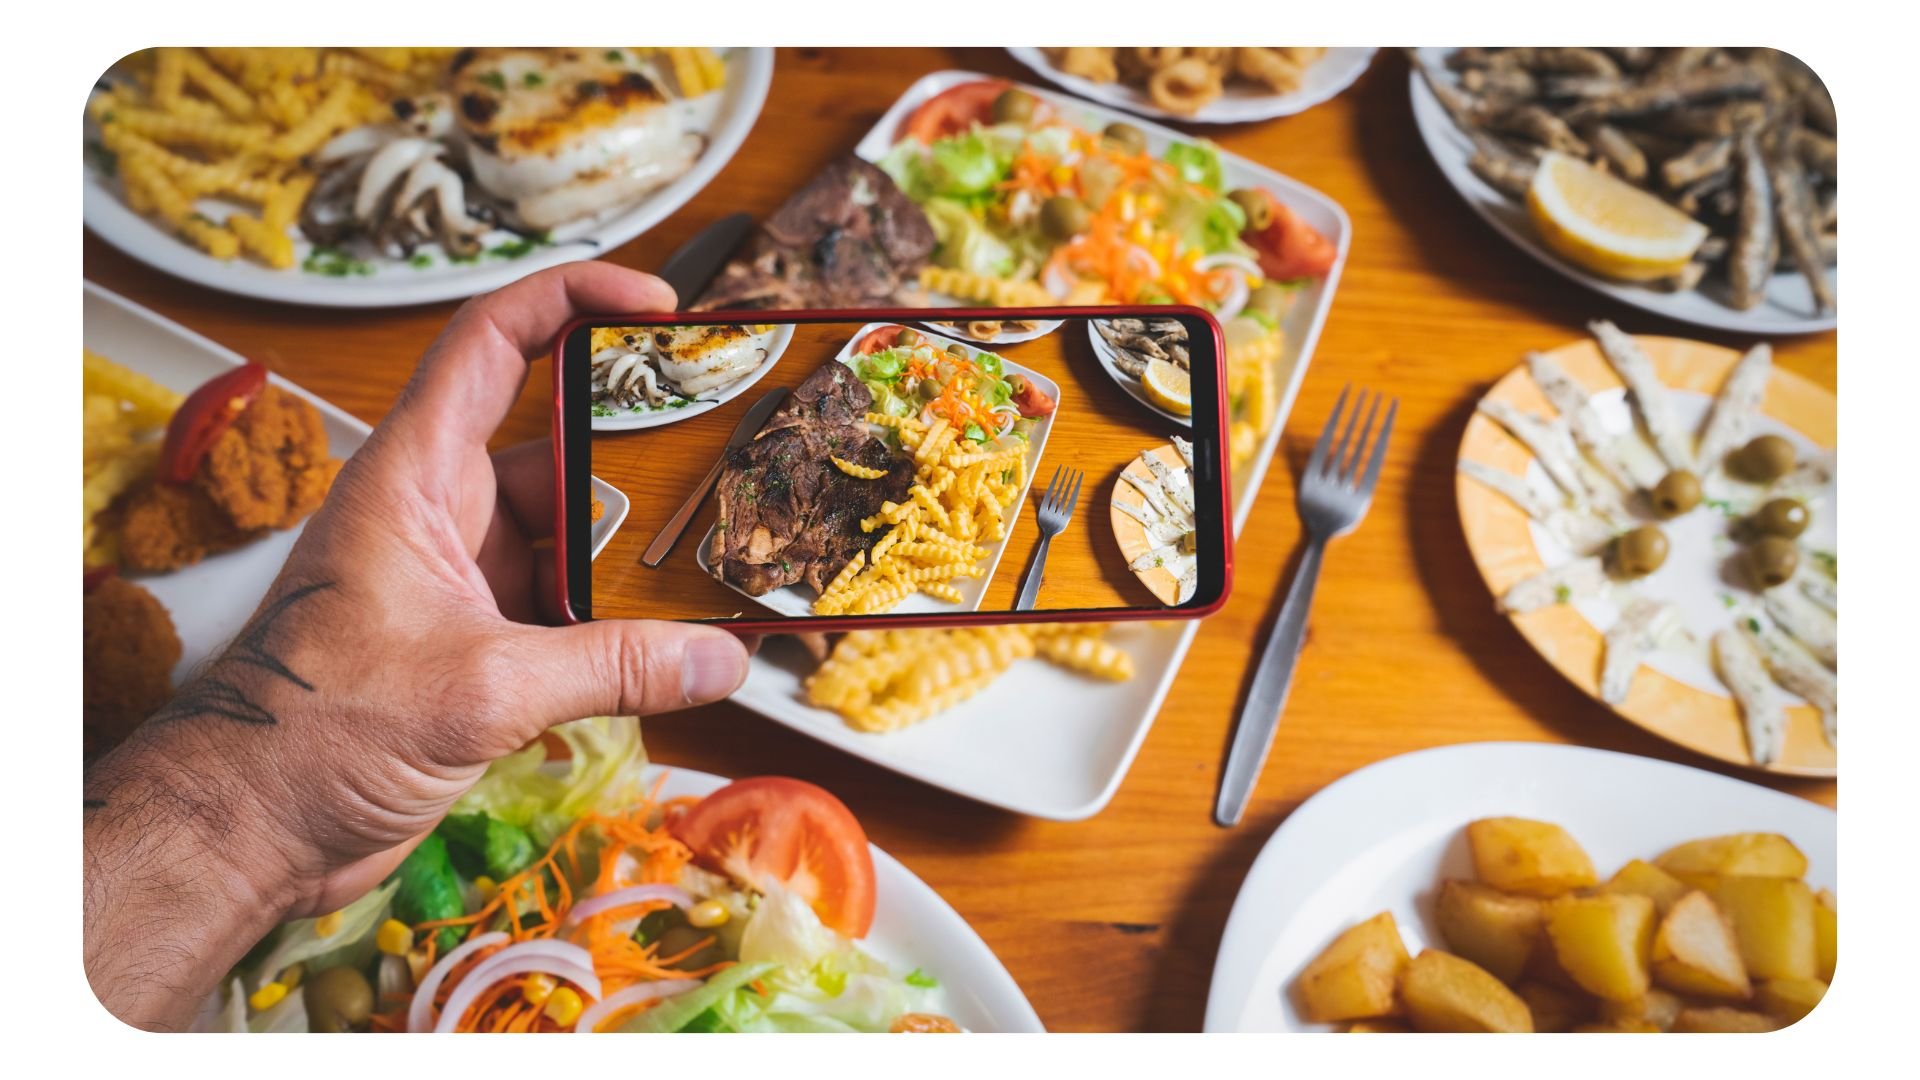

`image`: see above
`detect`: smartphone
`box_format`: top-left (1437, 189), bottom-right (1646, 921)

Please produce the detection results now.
top-left (553, 307), bottom-right (1232, 631)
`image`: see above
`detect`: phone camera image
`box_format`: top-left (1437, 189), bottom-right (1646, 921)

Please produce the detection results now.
top-left (562, 313), bottom-right (1228, 626)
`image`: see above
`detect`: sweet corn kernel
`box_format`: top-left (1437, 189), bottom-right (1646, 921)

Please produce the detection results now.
top-left (313, 911), bottom-right (344, 938)
top-left (375, 919), bottom-right (413, 956)
top-left (279, 963), bottom-right (305, 990)
top-left (473, 875), bottom-right (499, 902)
top-left (405, 947), bottom-right (433, 985)
top-left (542, 985), bottom-right (584, 1027)
top-left (688, 899), bottom-right (731, 929)
top-left (247, 982), bottom-right (288, 1012)
top-left (521, 973), bottom-right (557, 1007)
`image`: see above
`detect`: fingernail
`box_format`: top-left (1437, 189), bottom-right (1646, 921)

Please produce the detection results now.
top-left (683, 635), bottom-right (748, 703)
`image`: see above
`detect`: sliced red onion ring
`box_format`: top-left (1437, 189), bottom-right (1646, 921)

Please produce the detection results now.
top-left (432, 940), bottom-right (603, 1033)
top-left (407, 931), bottom-right (509, 1033)
top-left (1196, 253), bottom-right (1258, 321)
top-left (573, 978), bottom-right (703, 1033)
top-left (564, 884), bottom-right (696, 926)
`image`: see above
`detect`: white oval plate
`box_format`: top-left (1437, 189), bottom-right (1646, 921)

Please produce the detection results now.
top-left (693, 321), bottom-right (1059, 617)
top-left (1008, 47), bottom-right (1375, 125)
top-left (1203, 742), bottom-right (1835, 1032)
top-left (1407, 47), bottom-right (1836, 335)
top-left (713, 70), bottom-right (1350, 820)
top-left (588, 476), bottom-right (629, 559)
top-left (589, 322), bottom-right (794, 432)
top-left (84, 281), bottom-right (372, 687)
top-left (1086, 318), bottom-right (1190, 425)
top-left (913, 314), bottom-right (1063, 345)
top-left (650, 763), bottom-right (1044, 1032)
top-left (83, 49), bottom-right (773, 309)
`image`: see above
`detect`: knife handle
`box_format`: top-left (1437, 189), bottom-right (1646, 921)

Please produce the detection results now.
top-left (643, 456), bottom-right (727, 567)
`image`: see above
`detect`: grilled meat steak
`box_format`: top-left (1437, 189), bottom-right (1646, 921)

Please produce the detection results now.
top-left (694, 155), bottom-right (936, 311)
top-left (710, 364), bottom-right (912, 596)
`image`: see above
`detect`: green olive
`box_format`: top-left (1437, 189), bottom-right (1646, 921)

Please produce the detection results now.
top-left (1102, 121), bottom-right (1147, 155)
top-left (1752, 497), bottom-right (1810, 539)
top-left (1731, 434), bottom-right (1797, 484)
top-left (944, 344), bottom-right (970, 361)
top-left (1039, 196), bottom-right (1091, 241)
top-left (656, 925), bottom-right (723, 971)
top-left (1246, 282), bottom-right (1289, 322)
top-left (1651, 469), bottom-right (1702, 518)
top-left (895, 328), bottom-right (921, 349)
top-left (917, 376), bottom-right (943, 400)
top-left (990, 88), bottom-right (1038, 125)
top-left (1613, 525), bottom-right (1670, 579)
top-left (303, 965), bottom-right (373, 1033)
top-left (1745, 536), bottom-right (1800, 589)
top-left (1228, 188), bottom-right (1273, 232)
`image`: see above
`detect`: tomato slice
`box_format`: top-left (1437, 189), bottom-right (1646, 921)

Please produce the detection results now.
top-left (83, 564), bottom-right (117, 594)
top-left (670, 777), bottom-right (877, 938)
top-left (852, 325), bottom-right (906, 356)
top-left (899, 79), bottom-right (1009, 144)
top-left (160, 362), bottom-right (268, 484)
top-left (1009, 376), bottom-right (1056, 418)
top-left (1242, 190), bottom-right (1338, 282)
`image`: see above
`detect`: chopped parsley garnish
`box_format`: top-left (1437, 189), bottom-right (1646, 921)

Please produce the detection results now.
top-left (1810, 551), bottom-right (1836, 578)
top-left (1553, 584), bottom-right (1572, 604)
top-left (489, 238), bottom-right (540, 259)
top-left (1703, 497), bottom-right (1736, 516)
top-left (408, 252), bottom-right (434, 269)
top-left (477, 71), bottom-right (507, 91)
top-left (1720, 593), bottom-right (1737, 609)
top-left (1745, 617), bottom-right (1762, 634)
top-left (523, 71), bottom-right (544, 87)
top-left (84, 139), bottom-right (116, 177)
top-left (302, 246), bottom-right (374, 277)
top-left (905, 969), bottom-right (939, 989)
top-left (605, 49), bottom-right (625, 62)
top-left (591, 403), bottom-right (615, 417)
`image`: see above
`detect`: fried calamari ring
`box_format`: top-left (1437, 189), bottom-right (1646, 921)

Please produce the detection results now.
top-left (1147, 57), bottom-right (1225, 115)
top-left (1235, 46), bottom-right (1308, 94)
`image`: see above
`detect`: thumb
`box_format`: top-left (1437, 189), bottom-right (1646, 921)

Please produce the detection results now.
top-left (509, 619), bottom-right (751, 722)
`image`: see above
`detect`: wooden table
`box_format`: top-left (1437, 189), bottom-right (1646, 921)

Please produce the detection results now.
top-left (83, 47), bottom-right (1838, 1032)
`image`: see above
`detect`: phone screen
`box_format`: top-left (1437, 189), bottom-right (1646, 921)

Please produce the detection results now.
top-left (560, 312), bottom-right (1229, 625)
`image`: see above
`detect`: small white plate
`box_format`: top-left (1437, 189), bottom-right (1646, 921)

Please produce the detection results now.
top-left (84, 281), bottom-right (373, 686)
top-left (588, 476), bottom-right (629, 560)
top-left (695, 322), bottom-right (1058, 617)
top-left (83, 49), bottom-right (773, 309)
top-left (912, 315), bottom-right (1063, 345)
top-left (1407, 47), bottom-right (1836, 335)
top-left (1203, 741), bottom-right (1836, 1032)
top-left (649, 763), bottom-right (1045, 1032)
top-left (1086, 318), bottom-right (1190, 425)
top-left (1008, 47), bottom-right (1376, 125)
top-left (589, 322), bottom-right (794, 432)
top-left (715, 70), bottom-right (1350, 820)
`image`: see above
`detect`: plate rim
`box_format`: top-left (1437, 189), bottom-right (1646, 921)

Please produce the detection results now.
top-left (1201, 740), bottom-right (1836, 1032)
top-left (1455, 333), bottom-right (1837, 777)
top-left (82, 48), bottom-right (775, 309)
top-left (588, 476), bottom-right (630, 560)
top-left (1006, 46), bottom-right (1377, 125)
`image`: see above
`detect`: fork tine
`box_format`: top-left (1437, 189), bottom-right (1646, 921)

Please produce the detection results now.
top-left (1341, 391), bottom-right (1383, 483)
top-left (1355, 398), bottom-right (1398, 498)
top-left (1303, 384), bottom-right (1350, 479)
top-left (1040, 465), bottom-right (1063, 509)
top-left (1064, 469), bottom-right (1083, 514)
top-left (1325, 388), bottom-right (1369, 480)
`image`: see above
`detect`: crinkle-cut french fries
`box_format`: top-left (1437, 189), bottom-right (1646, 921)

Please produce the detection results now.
top-left (1465, 817), bottom-right (1598, 898)
top-left (1400, 950), bottom-right (1533, 1033)
top-left (1293, 912), bottom-right (1408, 1023)
top-left (1305, 817), bottom-right (1833, 1034)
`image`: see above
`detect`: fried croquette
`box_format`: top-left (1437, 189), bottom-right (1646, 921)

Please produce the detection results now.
top-left (84, 576), bottom-right (181, 758)
top-left (199, 385), bottom-right (340, 531)
top-left (117, 480), bottom-right (256, 572)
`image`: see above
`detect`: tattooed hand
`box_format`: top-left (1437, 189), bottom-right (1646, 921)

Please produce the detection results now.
top-left (83, 264), bottom-right (750, 1029)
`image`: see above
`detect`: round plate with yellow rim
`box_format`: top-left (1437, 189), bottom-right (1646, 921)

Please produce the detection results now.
top-left (1111, 443), bottom-right (1191, 607)
top-left (1457, 334), bottom-right (1836, 776)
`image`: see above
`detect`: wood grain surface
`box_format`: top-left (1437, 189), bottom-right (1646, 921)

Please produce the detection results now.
top-left (588, 318), bottom-right (1189, 619)
top-left (82, 48), bottom-right (1837, 1032)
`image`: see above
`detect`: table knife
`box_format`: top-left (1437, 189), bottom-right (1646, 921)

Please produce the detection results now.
top-left (656, 212), bottom-right (754, 309)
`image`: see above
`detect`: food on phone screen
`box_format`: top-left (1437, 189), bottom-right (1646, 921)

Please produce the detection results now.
top-left (588, 324), bottom-right (777, 416)
top-left (1111, 439), bottom-right (1198, 605)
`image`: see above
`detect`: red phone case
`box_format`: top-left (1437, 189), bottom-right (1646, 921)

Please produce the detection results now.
top-left (552, 305), bottom-right (1233, 633)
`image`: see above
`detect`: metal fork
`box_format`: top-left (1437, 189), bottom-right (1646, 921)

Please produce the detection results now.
top-left (1013, 466), bottom-right (1084, 611)
top-left (1215, 386), bottom-right (1397, 827)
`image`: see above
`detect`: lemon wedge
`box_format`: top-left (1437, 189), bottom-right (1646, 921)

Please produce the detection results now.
top-left (1526, 151), bottom-right (1709, 281)
top-left (1142, 358), bottom-right (1192, 417)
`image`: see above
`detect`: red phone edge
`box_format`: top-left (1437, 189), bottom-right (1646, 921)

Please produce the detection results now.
top-left (551, 305), bottom-right (1234, 634)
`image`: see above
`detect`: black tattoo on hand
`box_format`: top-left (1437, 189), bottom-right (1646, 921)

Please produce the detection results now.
top-left (151, 581), bottom-right (335, 729)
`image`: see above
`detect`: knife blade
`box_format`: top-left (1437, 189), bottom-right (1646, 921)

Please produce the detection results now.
top-left (641, 386), bottom-right (790, 567)
top-left (656, 212), bottom-right (754, 310)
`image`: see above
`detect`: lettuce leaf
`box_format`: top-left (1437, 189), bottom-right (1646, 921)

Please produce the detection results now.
top-left (1164, 140), bottom-right (1227, 193)
top-left (244, 878), bottom-right (398, 991)
top-left (922, 198), bottom-right (1017, 278)
top-left (730, 887), bottom-right (923, 1032)
top-left (616, 961), bottom-right (779, 1033)
top-left (452, 717), bottom-right (648, 843)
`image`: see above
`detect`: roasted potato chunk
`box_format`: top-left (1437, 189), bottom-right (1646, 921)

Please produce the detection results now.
top-left (1544, 893), bottom-right (1655, 1002)
top-left (1598, 987), bottom-right (1684, 1031)
top-left (1467, 817), bottom-right (1598, 898)
top-left (1434, 880), bottom-right (1543, 984)
top-left (1514, 981), bottom-right (1590, 1033)
top-left (1651, 890), bottom-right (1751, 999)
top-left (1813, 889), bottom-right (1836, 982)
top-left (1400, 950), bottom-right (1533, 1033)
top-left (1602, 859), bottom-right (1690, 918)
top-left (1672, 1006), bottom-right (1780, 1033)
top-left (1295, 911), bottom-right (1410, 1022)
top-left (1656, 833), bottom-right (1808, 879)
top-left (1754, 977), bottom-right (1827, 1024)
top-left (1716, 876), bottom-right (1817, 981)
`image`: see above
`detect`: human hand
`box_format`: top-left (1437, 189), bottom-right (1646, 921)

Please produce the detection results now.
top-left (84, 263), bottom-right (750, 1028)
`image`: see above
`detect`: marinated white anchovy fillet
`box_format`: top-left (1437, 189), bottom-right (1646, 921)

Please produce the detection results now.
top-left (1477, 399), bottom-right (1594, 505)
top-left (1763, 589), bottom-right (1838, 668)
top-left (1458, 461), bottom-right (1615, 554)
top-left (1798, 572), bottom-right (1838, 613)
top-left (1114, 497), bottom-right (1191, 545)
top-left (1142, 453), bottom-right (1195, 517)
top-left (1714, 628), bottom-right (1787, 766)
top-left (1130, 547), bottom-right (1197, 602)
top-left (1695, 343), bottom-right (1773, 470)
top-left (1501, 555), bottom-right (1607, 614)
top-left (1737, 613), bottom-right (1837, 748)
top-left (1119, 470), bottom-right (1183, 526)
top-left (1589, 319), bottom-right (1694, 471)
top-left (1600, 598), bottom-right (1674, 704)
top-left (1777, 450), bottom-right (1836, 500)
top-left (1526, 351), bottom-right (1643, 492)
top-left (1172, 435), bottom-right (1194, 470)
